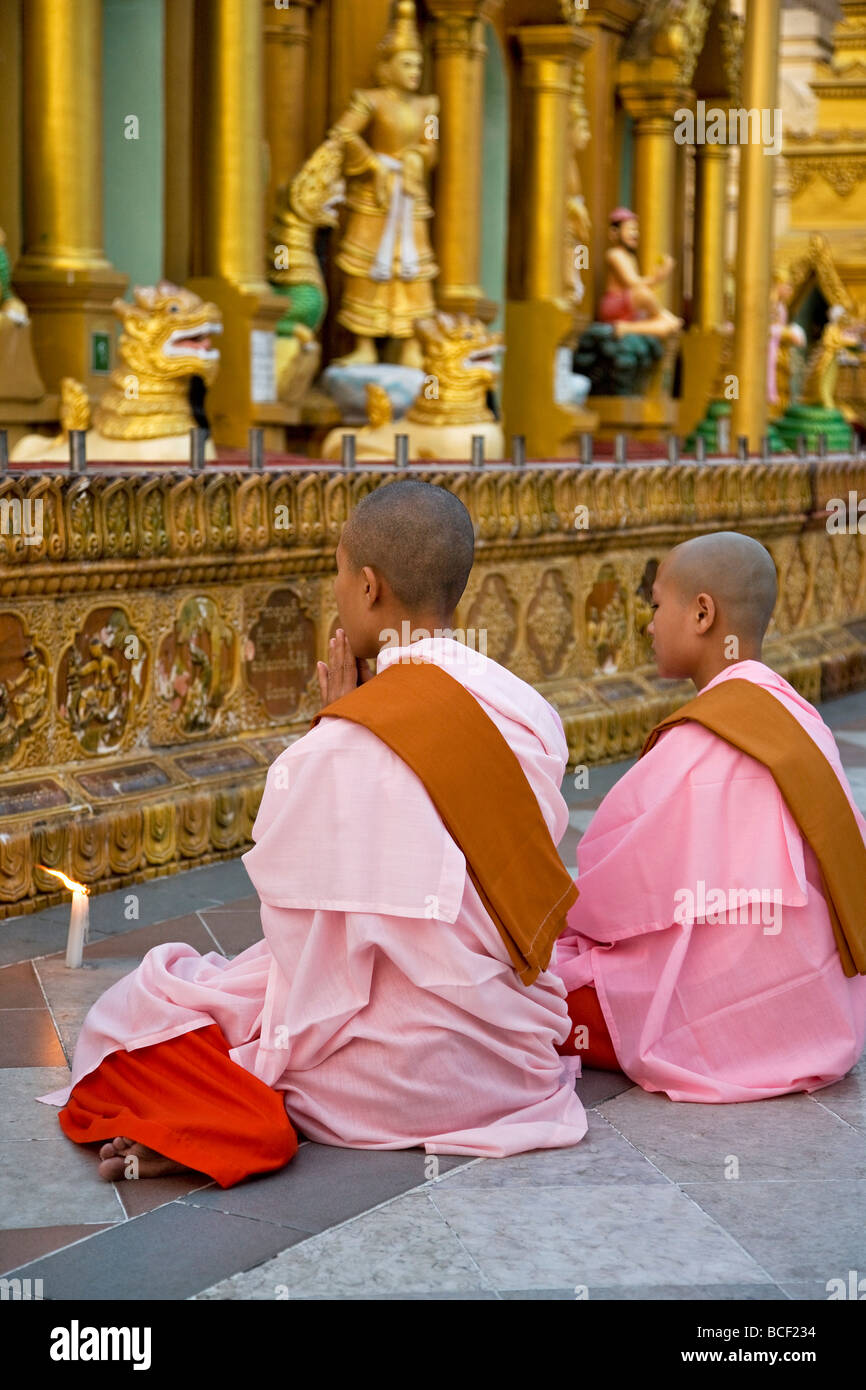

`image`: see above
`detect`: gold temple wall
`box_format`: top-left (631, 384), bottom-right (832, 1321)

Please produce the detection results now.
top-left (1, 458), bottom-right (866, 917)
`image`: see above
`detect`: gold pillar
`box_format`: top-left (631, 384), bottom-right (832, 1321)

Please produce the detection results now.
top-left (14, 0), bottom-right (126, 395)
top-left (263, 0), bottom-right (316, 225)
top-left (0, 0), bottom-right (22, 265)
top-left (163, 0), bottom-right (195, 286)
top-left (730, 0), bottom-right (782, 448)
top-left (428, 1), bottom-right (491, 317)
top-left (189, 0), bottom-right (293, 447)
top-left (693, 144), bottom-right (729, 330)
top-left (513, 28), bottom-right (574, 302)
top-left (504, 24), bottom-right (597, 457)
top-left (328, 0), bottom-right (394, 124)
top-left (581, 2), bottom-right (641, 317)
top-left (618, 82), bottom-right (689, 313)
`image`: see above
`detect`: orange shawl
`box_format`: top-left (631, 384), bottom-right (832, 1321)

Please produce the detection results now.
top-left (313, 661), bottom-right (577, 985)
top-left (642, 679), bottom-right (866, 977)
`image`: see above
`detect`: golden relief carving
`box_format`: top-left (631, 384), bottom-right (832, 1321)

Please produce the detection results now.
top-left (137, 478), bottom-right (170, 556)
top-left (211, 789), bottom-right (245, 851)
top-left (527, 570), bottom-right (574, 678)
top-left (143, 801), bottom-right (177, 865)
top-left (297, 475), bottom-right (325, 546)
top-left (176, 797), bottom-right (208, 861)
top-left (635, 559), bottom-right (660, 666)
top-left (71, 817), bottom-right (109, 885)
top-left (270, 478), bottom-right (296, 547)
top-left (0, 832), bottom-right (30, 903)
top-left (466, 574), bottom-right (518, 666)
top-left (66, 482), bottom-right (102, 561)
top-left (205, 477), bottom-right (238, 552)
top-left (814, 542), bottom-right (840, 623)
top-left (1, 461), bottom-right (866, 916)
top-left (0, 614), bottom-right (49, 767)
top-left (170, 478), bottom-right (206, 554)
top-left (102, 480), bottom-right (138, 558)
top-left (156, 596), bottom-right (237, 735)
top-left (324, 475), bottom-right (349, 545)
top-left (788, 152), bottom-right (866, 200)
top-left (585, 566), bottom-right (629, 675)
top-left (109, 811), bottom-right (144, 876)
top-left (244, 585), bottom-right (318, 722)
top-left (238, 477), bottom-right (270, 552)
top-left (785, 542), bottom-right (810, 629)
top-left (58, 607), bottom-right (148, 755)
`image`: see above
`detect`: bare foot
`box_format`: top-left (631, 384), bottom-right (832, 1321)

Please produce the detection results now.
top-left (333, 337), bottom-right (378, 367)
top-left (97, 1135), bottom-right (191, 1182)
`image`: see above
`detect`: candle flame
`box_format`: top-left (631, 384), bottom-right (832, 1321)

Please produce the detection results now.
top-left (37, 865), bottom-right (89, 896)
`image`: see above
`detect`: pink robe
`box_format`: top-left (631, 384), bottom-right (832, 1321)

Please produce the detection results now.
top-left (554, 660), bottom-right (866, 1102)
top-left (41, 638), bottom-right (587, 1157)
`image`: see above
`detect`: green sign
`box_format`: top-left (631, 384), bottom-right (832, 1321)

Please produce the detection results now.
top-left (91, 331), bottom-right (111, 374)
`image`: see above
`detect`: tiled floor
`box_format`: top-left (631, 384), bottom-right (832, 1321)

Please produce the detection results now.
top-left (2, 692), bottom-right (866, 1301)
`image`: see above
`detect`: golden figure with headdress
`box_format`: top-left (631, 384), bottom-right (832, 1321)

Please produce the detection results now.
top-left (329, 0), bottom-right (439, 370)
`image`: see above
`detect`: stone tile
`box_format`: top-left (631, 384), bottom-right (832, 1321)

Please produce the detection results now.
top-left (3, 1201), bottom-right (306, 1301)
top-left (33, 957), bottom-right (139, 1058)
top-left (833, 738), bottom-right (866, 767)
top-left (0, 1137), bottom-right (123, 1228)
top-left (85, 914), bottom-right (214, 959)
top-left (0, 918), bottom-right (69, 969)
top-left (181, 1140), bottom-right (469, 1232)
top-left (561, 759), bottom-right (635, 807)
top-left (196, 1191), bottom-right (489, 1300)
top-left (499, 1284), bottom-right (788, 1301)
top-left (435, 1113), bottom-right (666, 1189)
top-left (0, 962), bottom-right (44, 1009)
top-left (0, 1224), bottom-right (114, 1277)
top-left (812, 1068), bottom-right (866, 1135)
top-left (0, 1068), bottom-right (70, 1138)
top-left (198, 905), bottom-right (263, 956)
top-left (780, 1278), bottom-right (861, 1301)
top-left (429, 1184), bottom-right (772, 1290)
top-left (574, 1068), bottom-right (635, 1108)
top-left (117, 1172), bottom-right (216, 1219)
top-left (0, 1010), bottom-right (67, 1068)
top-left (203, 895), bottom-right (259, 914)
top-left (819, 690), bottom-right (866, 731)
top-left (0, 859), bottom-right (256, 967)
top-left (599, 1088), bottom-right (866, 1182)
top-left (682, 1181), bottom-right (866, 1284)
top-left (234, 1290), bottom-right (502, 1301)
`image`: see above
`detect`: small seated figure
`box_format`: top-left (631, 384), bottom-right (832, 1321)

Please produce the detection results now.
top-left (554, 532), bottom-right (866, 1099)
top-left (599, 208), bottom-right (683, 340)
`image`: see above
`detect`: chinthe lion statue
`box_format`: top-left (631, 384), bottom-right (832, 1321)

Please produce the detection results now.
top-left (12, 283), bottom-right (222, 463)
top-left (322, 312), bottom-right (504, 461)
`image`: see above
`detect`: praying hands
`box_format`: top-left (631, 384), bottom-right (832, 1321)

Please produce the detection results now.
top-left (317, 629), bottom-right (374, 708)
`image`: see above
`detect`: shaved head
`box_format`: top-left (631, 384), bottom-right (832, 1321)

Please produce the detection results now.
top-left (342, 479), bottom-right (475, 614)
top-left (663, 532), bottom-right (778, 642)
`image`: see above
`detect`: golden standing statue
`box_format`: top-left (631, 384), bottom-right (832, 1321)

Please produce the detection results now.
top-left (329, 0), bottom-right (439, 369)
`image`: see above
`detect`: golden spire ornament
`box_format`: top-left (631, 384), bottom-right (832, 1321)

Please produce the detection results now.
top-left (378, 0), bottom-right (422, 60)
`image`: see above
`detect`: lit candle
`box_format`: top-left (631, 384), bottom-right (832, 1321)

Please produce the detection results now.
top-left (38, 866), bottom-right (90, 968)
top-left (65, 888), bottom-right (90, 968)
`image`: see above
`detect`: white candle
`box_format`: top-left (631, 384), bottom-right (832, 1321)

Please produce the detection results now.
top-left (65, 889), bottom-right (89, 969)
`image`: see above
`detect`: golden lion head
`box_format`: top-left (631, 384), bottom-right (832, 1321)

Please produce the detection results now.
top-left (114, 282), bottom-right (223, 386)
